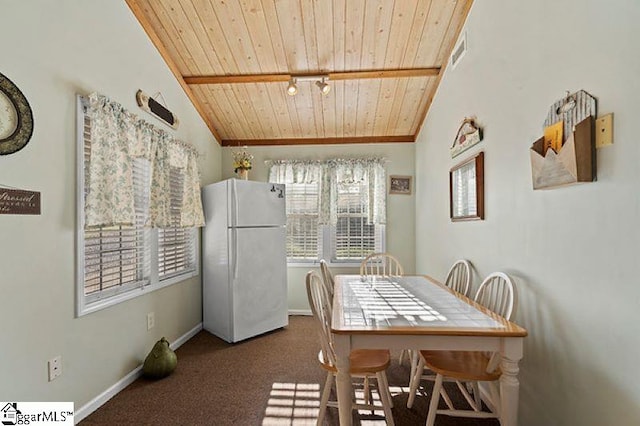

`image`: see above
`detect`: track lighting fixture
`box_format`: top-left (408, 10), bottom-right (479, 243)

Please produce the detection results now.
top-left (286, 78), bottom-right (298, 96)
top-left (315, 78), bottom-right (331, 95)
top-left (284, 74), bottom-right (330, 96)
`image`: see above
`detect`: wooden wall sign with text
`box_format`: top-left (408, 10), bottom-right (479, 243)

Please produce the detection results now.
top-left (0, 188), bottom-right (41, 215)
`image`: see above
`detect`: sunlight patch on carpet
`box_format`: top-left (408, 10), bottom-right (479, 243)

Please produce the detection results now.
top-left (262, 382), bottom-right (320, 425)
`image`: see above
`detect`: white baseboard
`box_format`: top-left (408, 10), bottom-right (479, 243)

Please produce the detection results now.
top-left (288, 309), bottom-right (312, 316)
top-left (75, 322), bottom-right (203, 423)
top-left (169, 323), bottom-right (203, 351)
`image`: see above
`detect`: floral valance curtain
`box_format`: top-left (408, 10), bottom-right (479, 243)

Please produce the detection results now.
top-left (326, 158), bottom-right (386, 226)
top-left (268, 157), bottom-right (386, 225)
top-left (268, 159), bottom-right (323, 184)
top-left (85, 92), bottom-right (204, 229)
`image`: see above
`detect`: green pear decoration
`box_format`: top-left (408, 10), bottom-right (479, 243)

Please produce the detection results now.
top-left (143, 337), bottom-right (177, 379)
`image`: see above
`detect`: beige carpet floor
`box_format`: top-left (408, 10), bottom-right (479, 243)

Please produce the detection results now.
top-left (80, 316), bottom-right (499, 425)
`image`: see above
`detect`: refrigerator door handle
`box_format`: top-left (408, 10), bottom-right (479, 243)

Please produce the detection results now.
top-left (231, 178), bottom-right (239, 228)
top-left (232, 228), bottom-right (239, 281)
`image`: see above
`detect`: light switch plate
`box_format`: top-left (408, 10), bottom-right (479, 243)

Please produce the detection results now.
top-left (595, 113), bottom-right (613, 148)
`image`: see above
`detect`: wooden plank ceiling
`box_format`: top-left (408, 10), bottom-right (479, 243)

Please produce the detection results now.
top-left (126, 0), bottom-right (472, 146)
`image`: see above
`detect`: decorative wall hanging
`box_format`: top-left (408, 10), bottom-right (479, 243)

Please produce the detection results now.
top-left (0, 72), bottom-right (34, 155)
top-left (0, 185), bottom-right (41, 215)
top-left (389, 175), bottom-right (412, 195)
top-left (530, 90), bottom-right (596, 190)
top-left (450, 152), bottom-right (484, 221)
top-left (136, 89), bottom-right (179, 130)
top-left (451, 117), bottom-right (483, 158)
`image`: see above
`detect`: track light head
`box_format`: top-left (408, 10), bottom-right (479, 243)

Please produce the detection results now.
top-left (315, 78), bottom-right (330, 95)
top-left (286, 78), bottom-right (298, 96)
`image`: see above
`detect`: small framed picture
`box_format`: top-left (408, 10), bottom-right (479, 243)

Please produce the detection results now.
top-left (389, 175), bottom-right (412, 195)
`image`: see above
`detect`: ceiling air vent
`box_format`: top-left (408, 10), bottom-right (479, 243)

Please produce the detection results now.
top-left (450, 32), bottom-right (467, 70)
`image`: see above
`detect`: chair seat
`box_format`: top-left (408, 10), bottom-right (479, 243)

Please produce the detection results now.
top-left (420, 350), bottom-right (502, 382)
top-left (319, 349), bottom-right (391, 374)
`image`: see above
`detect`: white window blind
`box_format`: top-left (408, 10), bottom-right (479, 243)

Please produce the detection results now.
top-left (331, 182), bottom-right (383, 262)
top-left (158, 167), bottom-right (196, 279)
top-left (284, 183), bottom-right (320, 262)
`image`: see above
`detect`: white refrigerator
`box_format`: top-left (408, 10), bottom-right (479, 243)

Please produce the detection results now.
top-left (202, 178), bottom-right (288, 343)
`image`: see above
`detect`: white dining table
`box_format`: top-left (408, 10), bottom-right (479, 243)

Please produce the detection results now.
top-left (331, 274), bottom-right (528, 426)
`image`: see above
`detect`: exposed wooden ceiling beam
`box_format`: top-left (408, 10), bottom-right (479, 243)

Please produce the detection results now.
top-left (221, 135), bottom-right (415, 147)
top-left (184, 74), bottom-right (291, 84)
top-left (330, 68), bottom-right (439, 80)
top-left (183, 68), bottom-right (440, 85)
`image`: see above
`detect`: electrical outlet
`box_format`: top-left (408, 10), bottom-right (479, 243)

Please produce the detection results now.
top-left (147, 312), bottom-right (155, 330)
top-left (48, 356), bottom-right (62, 381)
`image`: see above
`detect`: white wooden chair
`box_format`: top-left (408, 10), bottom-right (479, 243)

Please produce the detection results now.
top-left (444, 259), bottom-right (472, 296)
top-left (360, 252), bottom-right (404, 277)
top-left (407, 272), bottom-right (516, 426)
top-left (359, 253), bottom-right (407, 367)
top-left (319, 259), bottom-right (335, 300)
top-left (405, 260), bottom-right (473, 378)
top-left (306, 271), bottom-right (395, 426)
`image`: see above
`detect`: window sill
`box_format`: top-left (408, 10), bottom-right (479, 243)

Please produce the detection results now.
top-left (77, 269), bottom-right (198, 317)
top-left (287, 262), bottom-right (362, 269)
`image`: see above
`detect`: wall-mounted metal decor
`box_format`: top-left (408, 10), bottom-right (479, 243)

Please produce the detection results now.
top-left (0, 72), bottom-right (34, 155)
top-left (0, 186), bottom-right (41, 215)
top-left (530, 90), bottom-right (597, 190)
top-left (451, 117), bottom-right (483, 158)
top-left (136, 89), bottom-right (179, 130)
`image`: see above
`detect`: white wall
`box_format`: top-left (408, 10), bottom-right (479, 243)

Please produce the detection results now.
top-left (0, 1), bottom-right (221, 409)
top-left (415, 1), bottom-right (640, 425)
top-left (221, 143), bottom-right (415, 311)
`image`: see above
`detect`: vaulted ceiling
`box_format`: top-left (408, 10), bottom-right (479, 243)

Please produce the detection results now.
top-left (126, 0), bottom-right (472, 146)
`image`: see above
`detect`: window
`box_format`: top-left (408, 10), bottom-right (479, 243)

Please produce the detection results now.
top-left (158, 167), bottom-right (197, 279)
top-left (82, 154), bottom-right (151, 304)
top-left (270, 159), bottom-right (386, 266)
top-left (285, 183), bottom-right (320, 262)
top-left (332, 181), bottom-right (383, 262)
top-left (76, 96), bottom-right (198, 316)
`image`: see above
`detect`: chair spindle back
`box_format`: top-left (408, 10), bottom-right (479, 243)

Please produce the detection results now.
top-left (474, 272), bottom-right (515, 320)
top-left (360, 253), bottom-right (404, 277)
top-left (319, 259), bottom-right (335, 299)
top-left (445, 259), bottom-right (472, 296)
top-left (306, 271), bottom-right (336, 367)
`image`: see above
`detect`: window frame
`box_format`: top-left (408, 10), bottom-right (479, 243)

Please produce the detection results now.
top-left (75, 95), bottom-right (199, 317)
top-left (283, 182), bottom-right (321, 264)
top-left (281, 182), bottom-right (386, 268)
top-left (330, 181), bottom-right (384, 263)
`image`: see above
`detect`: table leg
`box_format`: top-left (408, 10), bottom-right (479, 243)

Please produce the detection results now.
top-left (333, 333), bottom-right (353, 425)
top-left (499, 338), bottom-right (523, 426)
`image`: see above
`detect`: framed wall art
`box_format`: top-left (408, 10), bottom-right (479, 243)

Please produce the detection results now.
top-left (450, 152), bottom-right (484, 221)
top-left (0, 71), bottom-right (34, 155)
top-left (389, 175), bottom-right (412, 195)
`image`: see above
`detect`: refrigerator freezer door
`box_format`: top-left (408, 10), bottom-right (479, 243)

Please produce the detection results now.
top-left (229, 180), bottom-right (286, 227)
top-left (229, 226), bottom-right (288, 342)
